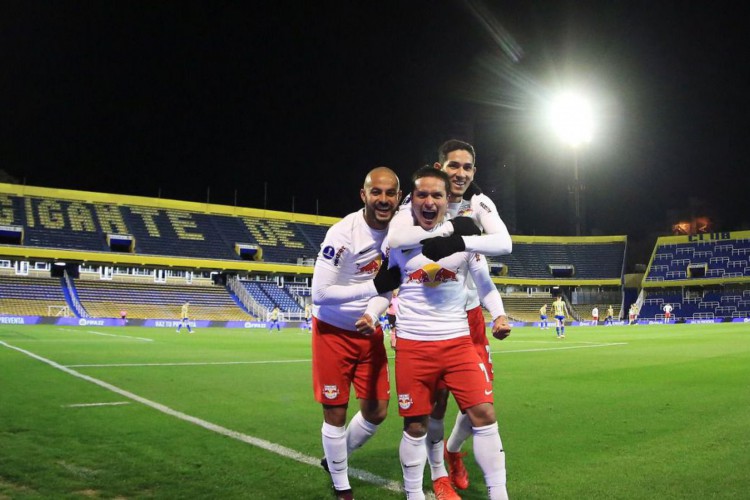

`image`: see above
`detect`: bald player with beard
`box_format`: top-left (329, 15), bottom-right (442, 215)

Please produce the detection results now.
top-left (311, 167), bottom-right (402, 500)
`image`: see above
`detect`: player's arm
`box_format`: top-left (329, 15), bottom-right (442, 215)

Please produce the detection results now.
top-left (386, 205), bottom-right (452, 250)
top-left (355, 294), bottom-right (392, 335)
top-left (460, 194), bottom-right (512, 256)
top-left (469, 254), bottom-right (510, 339)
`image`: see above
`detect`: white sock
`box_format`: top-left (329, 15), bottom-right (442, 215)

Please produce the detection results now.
top-left (400, 431), bottom-right (427, 498)
top-left (346, 411), bottom-right (379, 456)
top-left (472, 422), bottom-right (507, 500)
top-left (425, 417), bottom-right (447, 479)
top-left (446, 412), bottom-right (473, 453)
top-left (322, 422), bottom-right (349, 491)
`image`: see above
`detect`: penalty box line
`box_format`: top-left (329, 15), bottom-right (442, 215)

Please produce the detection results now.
top-left (0, 340), bottom-right (402, 494)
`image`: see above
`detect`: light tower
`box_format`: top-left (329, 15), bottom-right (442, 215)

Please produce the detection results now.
top-left (549, 92), bottom-right (593, 236)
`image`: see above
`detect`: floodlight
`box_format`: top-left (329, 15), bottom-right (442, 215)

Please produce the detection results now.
top-left (549, 92), bottom-right (593, 147)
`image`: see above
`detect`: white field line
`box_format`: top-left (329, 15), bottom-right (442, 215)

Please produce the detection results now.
top-left (64, 401), bottom-right (131, 408)
top-left (67, 342), bottom-right (627, 368)
top-left (58, 328), bottom-right (153, 342)
top-left (67, 359), bottom-right (312, 368)
top-left (493, 342), bottom-right (627, 355)
top-left (0, 340), bottom-right (402, 494)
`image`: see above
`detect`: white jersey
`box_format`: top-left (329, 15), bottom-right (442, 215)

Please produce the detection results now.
top-left (663, 304), bottom-right (673, 314)
top-left (388, 244), bottom-right (504, 342)
top-left (592, 307), bottom-right (599, 317)
top-left (387, 191), bottom-right (511, 312)
top-left (311, 210), bottom-right (386, 330)
top-left (386, 192), bottom-right (511, 256)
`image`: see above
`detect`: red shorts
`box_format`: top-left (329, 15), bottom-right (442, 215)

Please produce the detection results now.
top-left (665, 312), bottom-right (671, 319)
top-left (437, 307), bottom-right (493, 391)
top-left (312, 317), bottom-right (390, 406)
top-left (395, 336), bottom-right (493, 417)
top-left (467, 306), bottom-right (493, 380)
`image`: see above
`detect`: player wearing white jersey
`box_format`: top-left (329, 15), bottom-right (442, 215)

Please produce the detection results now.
top-left (311, 167), bottom-right (402, 500)
top-left (662, 303), bottom-right (673, 324)
top-left (388, 167), bottom-right (510, 500)
top-left (386, 140), bottom-right (512, 493)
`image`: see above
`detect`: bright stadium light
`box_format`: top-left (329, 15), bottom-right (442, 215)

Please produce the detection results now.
top-left (549, 91), bottom-right (593, 147)
top-left (549, 91), bottom-right (594, 236)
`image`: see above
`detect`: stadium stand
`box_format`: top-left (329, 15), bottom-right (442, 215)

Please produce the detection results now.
top-left (0, 274), bottom-right (70, 317)
top-left (0, 183), bottom-right (636, 324)
top-left (640, 231), bottom-right (750, 321)
top-left (73, 278), bottom-right (254, 321)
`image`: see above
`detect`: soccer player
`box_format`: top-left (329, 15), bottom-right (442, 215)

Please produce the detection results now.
top-left (176, 301), bottom-right (193, 333)
top-left (302, 303), bottom-right (312, 331)
top-left (268, 306), bottom-right (281, 332)
top-left (386, 167), bottom-right (510, 500)
top-left (662, 303), bottom-right (673, 324)
top-left (539, 304), bottom-right (549, 330)
top-left (120, 309), bottom-right (128, 326)
top-left (385, 140), bottom-right (512, 493)
top-left (552, 295), bottom-right (568, 338)
top-left (591, 306), bottom-right (599, 326)
top-left (606, 305), bottom-right (614, 326)
top-left (311, 167), bottom-right (402, 500)
top-left (629, 303), bottom-right (639, 325)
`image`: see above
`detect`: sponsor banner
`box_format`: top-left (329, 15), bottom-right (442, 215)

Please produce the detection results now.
top-left (145, 319), bottom-right (208, 328)
top-left (54, 317), bottom-right (121, 327)
top-left (732, 317), bottom-right (750, 323)
top-left (686, 318), bottom-right (724, 324)
top-left (0, 315), bottom-right (37, 325)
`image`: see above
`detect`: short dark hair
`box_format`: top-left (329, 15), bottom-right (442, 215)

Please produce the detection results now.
top-left (411, 165), bottom-right (450, 193)
top-left (437, 139), bottom-right (476, 165)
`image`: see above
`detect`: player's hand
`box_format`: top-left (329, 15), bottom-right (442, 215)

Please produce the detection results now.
top-left (373, 261), bottom-right (401, 293)
top-left (355, 315), bottom-right (377, 335)
top-left (390, 327), bottom-right (397, 350)
top-left (450, 216), bottom-right (481, 236)
top-left (420, 234), bottom-right (465, 261)
top-left (492, 315), bottom-right (511, 340)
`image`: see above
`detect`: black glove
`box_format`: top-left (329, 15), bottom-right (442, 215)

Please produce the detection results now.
top-left (450, 216), bottom-right (481, 236)
top-left (373, 260), bottom-right (401, 293)
top-left (420, 234), bottom-right (465, 261)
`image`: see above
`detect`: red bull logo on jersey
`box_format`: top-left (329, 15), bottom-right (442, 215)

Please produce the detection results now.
top-left (356, 258), bottom-right (381, 275)
top-left (405, 262), bottom-right (459, 287)
top-left (398, 393), bottom-right (413, 410)
top-left (323, 385), bottom-right (339, 400)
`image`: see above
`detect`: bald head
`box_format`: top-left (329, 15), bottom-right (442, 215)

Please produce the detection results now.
top-left (360, 166), bottom-right (402, 230)
top-left (364, 166), bottom-right (400, 191)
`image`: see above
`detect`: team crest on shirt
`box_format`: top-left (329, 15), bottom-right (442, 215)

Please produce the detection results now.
top-left (398, 393), bottom-right (413, 410)
top-left (323, 385), bottom-right (339, 400)
top-left (356, 257), bottom-right (381, 274)
top-left (405, 262), bottom-right (459, 287)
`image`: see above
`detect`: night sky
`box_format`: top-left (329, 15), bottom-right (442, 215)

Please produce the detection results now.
top-left (2, 1), bottom-right (748, 263)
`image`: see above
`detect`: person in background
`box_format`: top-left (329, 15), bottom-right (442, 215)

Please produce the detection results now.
top-left (539, 304), bottom-right (549, 330)
top-left (302, 303), bottom-right (313, 331)
top-left (268, 306), bottom-right (282, 332)
top-left (662, 303), bottom-right (673, 324)
top-left (591, 306), bottom-right (599, 326)
top-left (176, 302), bottom-right (193, 333)
top-left (120, 309), bottom-right (128, 326)
top-left (606, 305), bottom-right (614, 326)
top-left (552, 295), bottom-right (568, 339)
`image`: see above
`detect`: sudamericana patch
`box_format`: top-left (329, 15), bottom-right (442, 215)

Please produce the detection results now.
top-left (398, 393), bottom-right (413, 410)
top-left (323, 385), bottom-right (339, 400)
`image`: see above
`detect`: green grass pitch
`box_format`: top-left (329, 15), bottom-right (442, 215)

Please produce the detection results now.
top-left (1, 322), bottom-right (749, 499)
